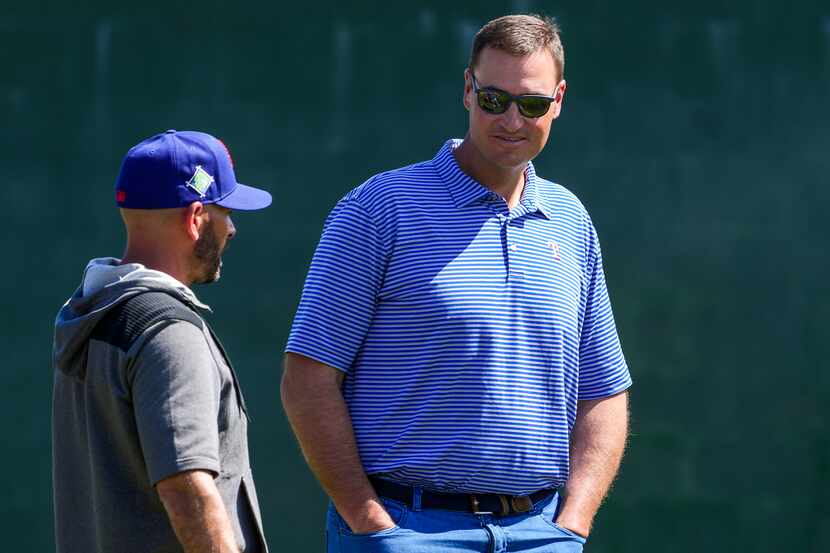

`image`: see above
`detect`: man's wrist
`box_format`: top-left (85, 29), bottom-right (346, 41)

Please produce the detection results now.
top-left (554, 496), bottom-right (592, 538)
top-left (554, 515), bottom-right (590, 538)
top-left (338, 497), bottom-right (395, 534)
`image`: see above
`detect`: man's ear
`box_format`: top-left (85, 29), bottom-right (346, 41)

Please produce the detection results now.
top-left (183, 202), bottom-right (206, 242)
top-left (463, 68), bottom-right (473, 111)
top-left (550, 80), bottom-right (567, 120)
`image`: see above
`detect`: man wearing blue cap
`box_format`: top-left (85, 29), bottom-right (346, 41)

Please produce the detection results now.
top-left (52, 130), bottom-right (272, 553)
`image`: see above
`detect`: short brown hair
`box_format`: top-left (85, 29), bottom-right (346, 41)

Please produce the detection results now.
top-left (469, 14), bottom-right (565, 79)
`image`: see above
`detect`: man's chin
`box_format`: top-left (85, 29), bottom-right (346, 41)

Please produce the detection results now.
top-left (479, 146), bottom-right (533, 171)
top-left (194, 266), bottom-right (222, 285)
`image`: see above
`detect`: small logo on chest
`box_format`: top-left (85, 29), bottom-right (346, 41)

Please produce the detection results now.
top-left (547, 241), bottom-right (561, 260)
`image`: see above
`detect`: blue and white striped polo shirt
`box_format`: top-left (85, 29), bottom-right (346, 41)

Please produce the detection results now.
top-left (286, 139), bottom-right (631, 495)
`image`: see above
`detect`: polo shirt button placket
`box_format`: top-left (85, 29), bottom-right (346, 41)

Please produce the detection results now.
top-left (504, 216), bottom-right (524, 283)
top-left (507, 213), bottom-right (525, 283)
top-left (499, 214), bottom-right (510, 280)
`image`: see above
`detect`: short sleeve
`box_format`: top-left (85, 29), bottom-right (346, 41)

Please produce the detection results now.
top-left (578, 224), bottom-right (632, 400)
top-left (130, 321), bottom-right (221, 484)
top-left (285, 198), bottom-right (386, 372)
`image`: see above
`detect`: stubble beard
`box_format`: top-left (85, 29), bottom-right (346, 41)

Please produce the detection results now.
top-left (193, 220), bottom-right (225, 285)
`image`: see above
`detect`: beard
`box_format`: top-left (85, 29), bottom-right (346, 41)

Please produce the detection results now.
top-left (193, 220), bottom-right (225, 284)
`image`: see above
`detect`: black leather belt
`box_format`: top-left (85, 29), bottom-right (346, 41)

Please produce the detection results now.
top-left (369, 476), bottom-right (556, 516)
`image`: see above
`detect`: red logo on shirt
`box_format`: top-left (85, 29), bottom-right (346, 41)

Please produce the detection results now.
top-left (547, 241), bottom-right (561, 260)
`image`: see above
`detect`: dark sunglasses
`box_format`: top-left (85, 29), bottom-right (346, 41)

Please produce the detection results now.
top-left (471, 73), bottom-right (560, 118)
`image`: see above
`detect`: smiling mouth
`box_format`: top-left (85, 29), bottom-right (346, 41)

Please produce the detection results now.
top-left (494, 135), bottom-right (525, 144)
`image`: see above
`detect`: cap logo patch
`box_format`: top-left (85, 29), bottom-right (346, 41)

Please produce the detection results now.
top-left (186, 165), bottom-right (215, 197)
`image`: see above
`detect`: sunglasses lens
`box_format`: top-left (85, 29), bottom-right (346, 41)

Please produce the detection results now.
top-left (517, 97), bottom-right (552, 118)
top-left (477, 90), bottom-right (510, 114)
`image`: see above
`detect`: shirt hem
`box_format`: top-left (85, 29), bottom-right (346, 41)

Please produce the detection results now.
top-left (284, 347), bottom-right (350, 374)
top-left (577, 379), bottom-right (633, 402)
top-left (150, 456), bottom-right (221, 486)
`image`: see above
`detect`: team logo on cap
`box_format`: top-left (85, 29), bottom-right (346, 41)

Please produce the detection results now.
top-left (186, 166), bottom-right (215, 197)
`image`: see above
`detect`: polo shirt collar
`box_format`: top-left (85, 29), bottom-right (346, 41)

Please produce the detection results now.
top-left (433, 139), bottom-right (552, 219)
top-left (520, 162), bottom-right (554, 220)
top-left (433, 139), bottom-right (490, 208)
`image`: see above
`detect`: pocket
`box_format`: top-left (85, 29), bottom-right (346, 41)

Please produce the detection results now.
top-left (538, 494), bottom-right (587, 544)
top-left (539, 515), bottom-right (588, 545)
top-left (335, 498), bottom-right (408, 538)
top-left (548, 521), bottom-right (587, 542)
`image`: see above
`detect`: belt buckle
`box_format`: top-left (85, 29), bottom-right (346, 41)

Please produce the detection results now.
top-left (469, 495), bottom-right (493, 515)
top-left (510, 495), bottom-right (533, 513)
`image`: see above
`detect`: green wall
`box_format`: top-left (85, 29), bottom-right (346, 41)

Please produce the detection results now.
top-left (2, 2), bottom-right (828, 551)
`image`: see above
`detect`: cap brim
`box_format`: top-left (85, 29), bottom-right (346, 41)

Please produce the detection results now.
top-left (214, 182), bottom-right (272, 211)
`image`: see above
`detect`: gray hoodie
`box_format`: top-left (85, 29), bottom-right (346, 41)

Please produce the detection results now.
top-left (53, 258), bottom-right (266, 553)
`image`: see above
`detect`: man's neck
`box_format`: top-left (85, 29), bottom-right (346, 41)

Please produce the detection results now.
top-left (453, 138), bottom-right (526, 209)
top-left (120, 245), bottom-right (193, 287)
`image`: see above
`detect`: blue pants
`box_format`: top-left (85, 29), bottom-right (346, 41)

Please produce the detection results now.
top-left (325, 490), bottom-right (586, 552)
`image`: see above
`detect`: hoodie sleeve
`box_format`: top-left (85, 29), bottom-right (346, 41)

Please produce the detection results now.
top-left (129, 321), bottom-right (221, 484)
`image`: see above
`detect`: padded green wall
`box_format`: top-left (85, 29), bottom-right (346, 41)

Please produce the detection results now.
top-left (2, 2), bottom-right (828, 551)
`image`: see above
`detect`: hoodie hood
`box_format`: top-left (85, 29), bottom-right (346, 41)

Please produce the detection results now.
top-left (53, 257), bottom-right (210, 377)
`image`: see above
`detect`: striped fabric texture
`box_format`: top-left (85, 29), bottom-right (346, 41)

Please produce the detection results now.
top-left (286, 139), bottom-right (631, 494)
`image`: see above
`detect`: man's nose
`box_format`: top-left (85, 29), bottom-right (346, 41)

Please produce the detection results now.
top-left (500, 102), bottom-right (523, 132)
top-left (227, 217), bottom-right (236, 239)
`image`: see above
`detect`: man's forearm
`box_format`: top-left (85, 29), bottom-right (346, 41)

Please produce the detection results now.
top-left (157, 470), bottom-right (239, 553)
top-left (556, 390), bottom-right (629, 537)
top-left (281, 353), bottom-right (393, 533)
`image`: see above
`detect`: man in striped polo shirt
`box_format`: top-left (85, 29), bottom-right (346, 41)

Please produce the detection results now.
top-left (282, 14), bottom-right (631, 552)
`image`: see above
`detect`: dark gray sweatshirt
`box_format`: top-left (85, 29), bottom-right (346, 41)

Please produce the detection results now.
top-left (52, 257), bottom-right (266, 553)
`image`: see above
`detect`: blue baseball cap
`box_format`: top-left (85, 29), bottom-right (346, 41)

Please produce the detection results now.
top-left (115, 130), bottom-right (272, 211)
